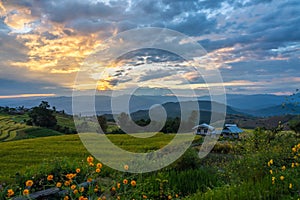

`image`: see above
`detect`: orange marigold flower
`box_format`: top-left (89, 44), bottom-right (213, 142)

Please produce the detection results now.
top-left (94, 188), bottom-right (99, 193)
top-left (143, 195), bottom-right (147, 199)
top-left (47, 175), bottom-right (54, 181)
top-left (73, 189), bottom-right (78, 194)
top-left (124, 165), bottom-right (129, 171)
top-left (97, 163), bottom-right (103, 168)
top-left (25, 180), bottom-right (34, 187)
top-left (64, 196), bottom-right (69, 200)
top-left (96, 168), bottom-right (101, 173)
top-left (292, 147), bottom-right (297, 152)
top-left (87, 178), bottom-right (93, 182)
top-left (76, 168), bottom-right (81, 173)
top-left (71, 185), bottom-right (77, 190)
top-left (56, 182), bottom-right (62, 188)
top-left (23, 189), bottom-right (30, 196)
top-left (111, 187), bottom-right (116, 191)
top-left (80, 187), bottom-right (84, 192)
top-left (7, 189), bottom-right (14, 197)
top-left (123, 179), bottom-right (128, 184)
top-left (89, 162), bottom-right (95, 167)
top-left (117, 183), bottom-right (121, 188)
top-left (131, 180), bottom-right (136, 187)
top-left (175, 194), bottom-right (179, 198)
top-left (168, 195), bottom-right (172, 199)
top-left (79, 196), bottom-right (85, 200)
top-left (87, 156), bottom-right (94, 163)
top-left (64, 181), bottom-right (71, 186)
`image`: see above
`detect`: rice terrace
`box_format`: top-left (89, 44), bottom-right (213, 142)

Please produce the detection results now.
top-left (1, 0), bottom-right (300, 199)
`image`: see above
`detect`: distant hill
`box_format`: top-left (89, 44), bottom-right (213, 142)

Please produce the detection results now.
top-left (246, 104), bottom-right (300, 117)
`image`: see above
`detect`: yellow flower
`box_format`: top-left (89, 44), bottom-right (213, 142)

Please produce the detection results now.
top-left (96, 168), bottom-right (101, 173)
top-left (47, 174), bottom-right (54, 181)
top-left (71, 185), bottom-right (77, 190)
top-left (297, 143), bottom-right (300, 149)
top-left (296, 163), bottom-right (299, 167)
top-left (80, 187), bottom-right (84, 192)
top-left (280, 176), bottom-right (284, 181)
top-left (26, 180), bottom-right (34, 187)
top-left (124, 165), bottom-right (129, 171)
top-left (94, 188), bottom-right (99, 193)
top-left (97, 163), bottom-right (103, 168)
top-left (292, 163), bottom-right (295, 168)
top-left (269, 159), bottom-right (273, 165)
top-left (64, 196), bottom-right (69, 200)
top-left (272, 177), bottom-right (276, 181)
top-left (269, 170), bottom-right (273, 174)
top-left (123, 179), bottom-right (128, 184)
top-left (292, 147), bottom-right (297, 152)
top-left (289, 183), bottom-right (293, 189)
top-left (66, 173), bottom-right (76, 180)
top-left (168, 195), bottom-right (172, 199)
top-left (89, 162), bottom-right (95, 167)
top-left (87, 156), bottom-right (94, 163)
top-left (7, 189), bottom-right (14, 197)
top-left (175, 194), bottom-right (179, 198)
top-left (76, 168), bottom-right (81, 173)
top-left (117, 183), bottom-right (121, 188)
top-left (131, 180), bottom-right (137, 187)
top-left (117, 196), bottom-right (120, 200)
top-left (282, 166), bottom-right (286, 171)
top-left (143, 195), bottom-right (147, 199)
top-left (56, 182), bottom-right (62, 188)
top-left (73, 189), bottom-right (78, 194)
top-left (23, 189), bottom-right (30, 196)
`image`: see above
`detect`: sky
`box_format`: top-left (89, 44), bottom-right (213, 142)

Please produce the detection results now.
top-left (0, 0), bottom-right (299, 98)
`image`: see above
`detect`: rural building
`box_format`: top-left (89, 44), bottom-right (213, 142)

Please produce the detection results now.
top-left (221, 124), bottom-right (243, 139)
top-left (193, 123), bottom-right (216, 136)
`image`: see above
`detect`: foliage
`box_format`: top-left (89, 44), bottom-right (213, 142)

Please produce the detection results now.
top-left (28, 101), bottom-right (57, 128)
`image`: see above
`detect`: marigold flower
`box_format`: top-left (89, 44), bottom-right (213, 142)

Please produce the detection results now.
top-left (96, 168), bottom-right (101, 173)
top-left (111, 187), bottom-right (116, 191)
top-left (73, 189), bottom-right (78, 194)
top-left (282, 166), bottom-right (286, 171)
top-left (26, 180), bottom-right (34, 187)
top-left (117, 196), bottom-right (120, 200)
top-left (94, 188), bottom-right (99, 193)
top-left (269, 159), bottom-right (273, 165)
top-left (87, 156), bottom-right (94, 163)
top-left (280, 176), bottom-right (284, 181)
top-left (7, 189), bottom-right (14, 197)
top-left (272, 177), bottom-right (276, 181)
top-left (64, 196), bottom-right (69, 200)
top-left (56, 182), bottom-right (62, 188)
top-left (23, 189), bottom-right (30, 195)
top-left (123, 179), bottom-right (128, 184)
top-left (89, 162), bottom-right (95, 167)
top-left (297, 143), bottom-right (300, 149)
top-left (292, 163), bottom-right (295, 168)
top-left (80, 187), bottom-right (84, 192)
top-left (143, 195), bottom-right (147, 199)
top-left (76, 168), bottom-right (81, 173)
top-left (117, 183), bottom-right (121, 188)
top-left (97, 163), bottom-right (103, 168)
top-left (79, 196), bottom-right (85, 200)
top-left (175, 194), bottom-right (179, 198)
top-left (64, 181), bottom-right (71, 186)
top-left (71, 185), bottom-right (76, 190)
top-left (168, 195), bottom-right (172, 199)
top-left (292, 147), bottom-right (297, 152)
top-left (47, 175), bottom-right (54, 181)
top-left (131, 180), bottom-right (137, 187)
top-left (124, 164), bottom-right (129, 171)
top-left (87, 178), bottom-right (93, 182)
top-left (269, 170), bottom-right (273, 174)
top-left (289, 183), bottom-right (293, 189)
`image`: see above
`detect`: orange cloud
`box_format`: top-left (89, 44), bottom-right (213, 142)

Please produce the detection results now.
top-left (0, 93), bottom-right (56, 99)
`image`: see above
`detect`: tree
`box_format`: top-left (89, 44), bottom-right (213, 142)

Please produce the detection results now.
top-left (28, 101), bottom-right (57, 128)
top-left (97, 115), bottom-right (108, 133)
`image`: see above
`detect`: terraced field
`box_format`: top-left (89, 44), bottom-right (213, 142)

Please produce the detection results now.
top-left (0, 115), bottom-right (63, 142)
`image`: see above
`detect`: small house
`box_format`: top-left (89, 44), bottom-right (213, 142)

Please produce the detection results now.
top-left (192, 123), bottom-right (216, 136)
top-left (221, 124), bottom-right (243, 139)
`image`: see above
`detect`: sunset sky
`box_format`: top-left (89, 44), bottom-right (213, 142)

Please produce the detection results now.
top-left (0, 0), bottom-right (299, 98)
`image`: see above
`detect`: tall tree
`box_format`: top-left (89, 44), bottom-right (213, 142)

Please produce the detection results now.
top-left (28, 101), bottom-right (57, 128)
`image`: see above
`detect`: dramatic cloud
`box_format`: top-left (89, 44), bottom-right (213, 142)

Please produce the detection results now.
top-left (0, 0), bottom-right (299, 96)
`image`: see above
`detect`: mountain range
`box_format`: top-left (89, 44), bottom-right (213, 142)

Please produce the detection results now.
top-left (0, 94), bottom-right (299, 117)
